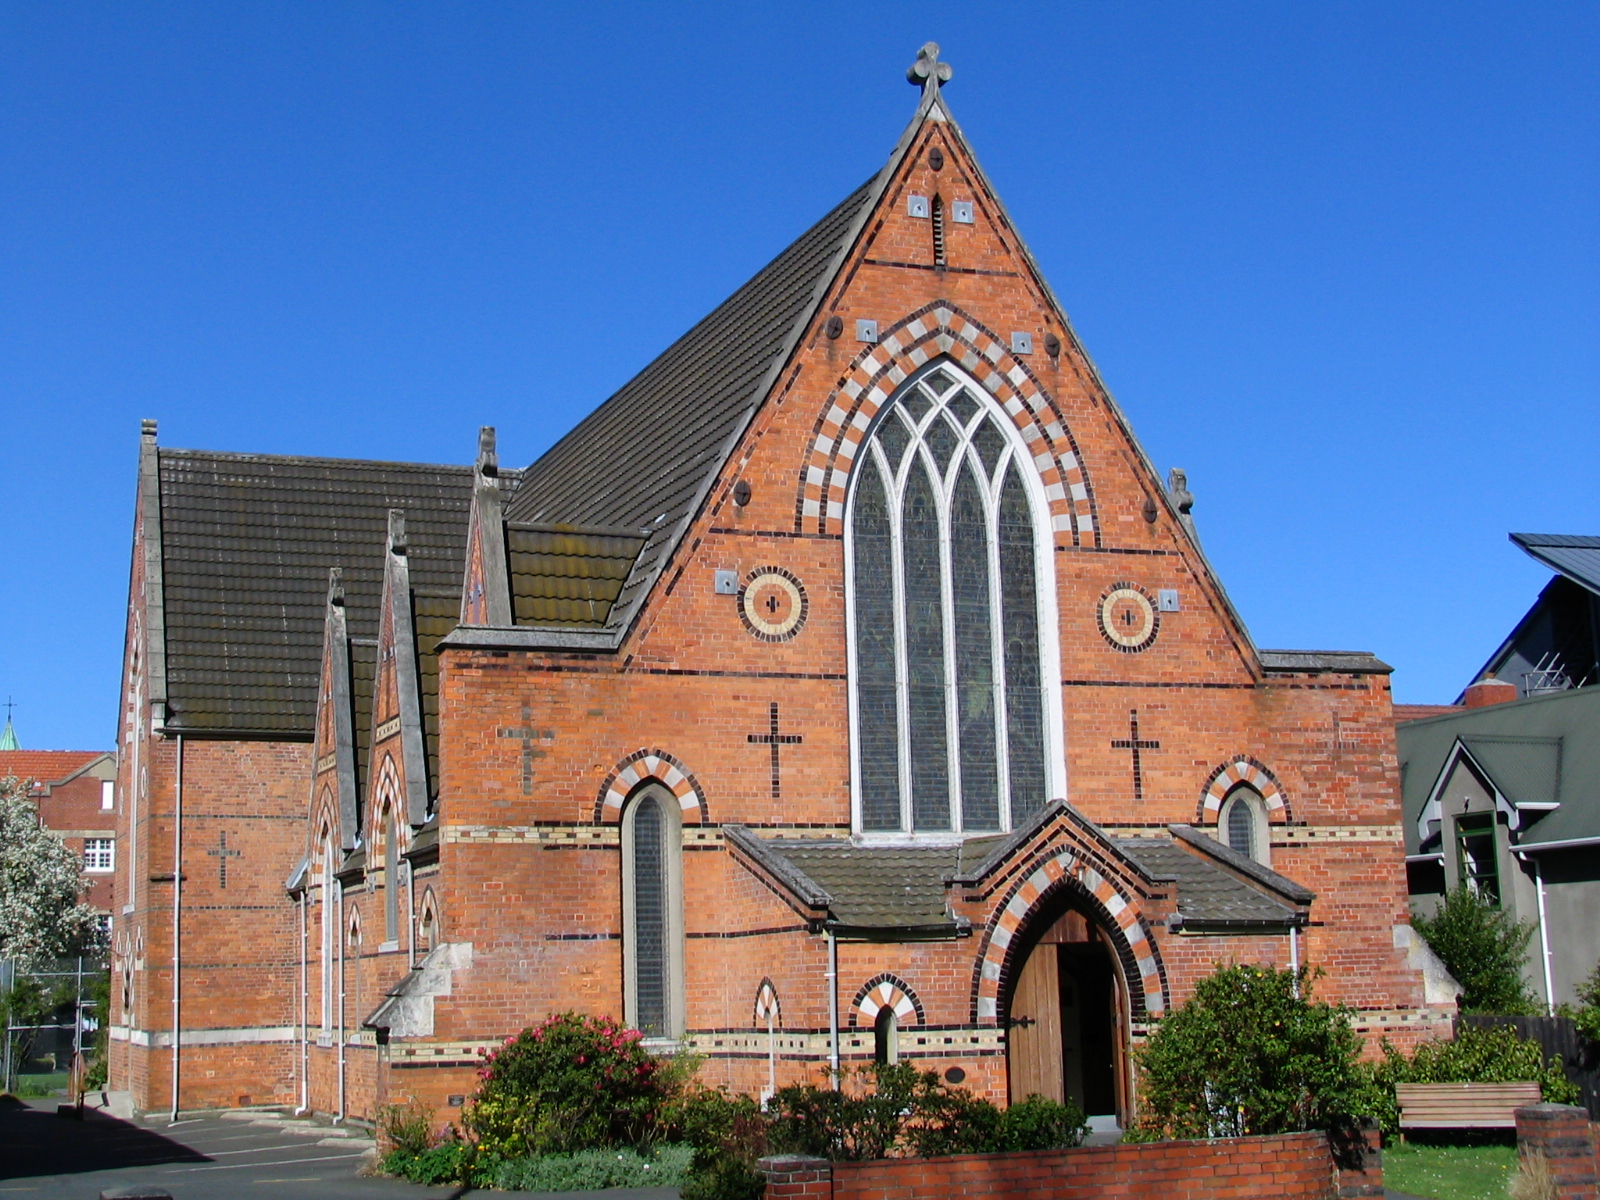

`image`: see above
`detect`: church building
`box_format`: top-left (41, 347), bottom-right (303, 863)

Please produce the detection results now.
top-left (109, 46), bottom-right (1451, 1128)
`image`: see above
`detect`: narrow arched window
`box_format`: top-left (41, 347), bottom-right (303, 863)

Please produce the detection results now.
top-left (623, 787), bottom-right (684, 1039)
top-left (847, 363), bottom-right (1054, 833)
top-left (383, 806), bottom-right (400, 946)
top-left (318, 827), bottom-right (336, 1031)
top-left (874, 1007), bottom-right (899, 1064)
top-left (1219, 785), bottom-right (1270, 866)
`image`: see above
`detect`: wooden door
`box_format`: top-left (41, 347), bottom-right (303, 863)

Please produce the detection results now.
top-left (1007, 942), bottom-right (1063, 1103)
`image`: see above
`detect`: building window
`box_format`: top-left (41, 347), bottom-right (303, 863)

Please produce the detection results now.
top-left (1455, 813), bottom-right (1500, 904)
top-left (383, 807), bottom-right (400, 946)
top-left (847, 362), bottom-right (1054, 834)
top-left (874, 1007), bottom-right (899, 1064)
top-left (1218, 786), bottom-right (1270, 866)
top-left (622, 787), bottom-right (684, 1039)
top-left (84, 838), bottom-right (115, 873)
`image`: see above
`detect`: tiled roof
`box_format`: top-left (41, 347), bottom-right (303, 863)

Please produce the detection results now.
top-left (506, 524), bottom-right (648, 628)
top-left (414, 588), bottom-right (459, 794)
top-left (504, 179), bottom-right (877, 636)
top-left (1114, 837), bottom-right (1300, 930)
top-left (156, 449), bottom-right (488, 737)
top-left (0, 750), bottom-right (110, 785)
top-left (1395, 704), bottom-right (1464, 722)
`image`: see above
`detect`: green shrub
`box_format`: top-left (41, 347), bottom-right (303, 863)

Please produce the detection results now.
top-left (376, 1097), bottom-right (436, 1156)
top-left (766, 1063), bottom-right (1086, 1161)
top-left (1573, 960), bottom-right (1600, 1044)
top-left (1133, 964), bottom-right (1374, 1140)
top-left (494, 1144), bottom-right (693, 1191)
top-left (1413, 887), bottom-right (1540, 1014)
top-left (464, 1011), bottom-right (688, 1158)
top-left (1368, 1023), bottom-right (1580, 1135)
top-left (666, 1086), bottom-right (770, 1200)
top-left (382, 1143), bottom-right (475, 1186)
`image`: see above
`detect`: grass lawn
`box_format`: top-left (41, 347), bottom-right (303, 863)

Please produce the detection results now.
top-left (1384, 1140), bottom-right (1519, 1200)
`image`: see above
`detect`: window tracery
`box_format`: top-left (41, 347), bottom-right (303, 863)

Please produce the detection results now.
top-left (847, 363), bottom-right (1054, 833)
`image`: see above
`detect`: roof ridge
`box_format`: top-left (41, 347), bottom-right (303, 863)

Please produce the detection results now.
top-left (159, 446), bottom-right (493, 475)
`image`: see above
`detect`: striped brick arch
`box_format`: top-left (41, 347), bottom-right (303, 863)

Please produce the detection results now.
top-left (973, 848), bottom-right (1167, 1025)
top-left (593, 749), bottom-right (709, 824)
top-left (1197, 758), bottom-right (1291, 825)
top-left (753, 978), bottom-right (781, 1026)
top-left (849, 974), bottom-right (923, 1028)
top-left (793, 301), bottom-right (1099, 543)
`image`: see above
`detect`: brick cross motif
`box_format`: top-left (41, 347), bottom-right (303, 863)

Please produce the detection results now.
top-left (1110, 709), bottom-right (1160, 801)
top-left (498, 706), bottom-right (551, 795)
top-left (206, 830), bottom-right (241, 889)
top-left (747, 702), bottom-right (802, 801)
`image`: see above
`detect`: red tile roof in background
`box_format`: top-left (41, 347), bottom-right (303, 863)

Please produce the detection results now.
top-left (1393, 704), bottom-right (1466, 723)
top-left (0, 749), bottom-right (111, 786)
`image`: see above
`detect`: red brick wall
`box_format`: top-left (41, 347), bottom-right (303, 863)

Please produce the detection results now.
top-left (761, 1130), bottom-right (1368, 1200)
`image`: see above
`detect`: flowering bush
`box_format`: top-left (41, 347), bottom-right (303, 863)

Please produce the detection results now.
top-left (464, 1011), bottom-right (688, 1158)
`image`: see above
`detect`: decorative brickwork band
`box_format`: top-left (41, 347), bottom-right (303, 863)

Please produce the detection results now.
top-left (849, 974), bottom-right (923, 1027)
top-left (754, 978), bottom-right (782, 1025)
top-left (594, 749), bottom-right (709, 824)
top-left (794, 300), bottom-right (1097, 544)
top-left (1198, 757), bottom-right (1291, 825)
top-left (973, 845), bottom-right (1167, 1024)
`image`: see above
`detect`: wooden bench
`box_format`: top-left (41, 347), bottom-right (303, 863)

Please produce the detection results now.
top-left (1395, 1081), bottom-right (1543, 1134)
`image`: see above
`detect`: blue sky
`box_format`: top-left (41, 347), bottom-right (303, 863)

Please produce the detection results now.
top-left (2, 3), bottom-right (1596, 749)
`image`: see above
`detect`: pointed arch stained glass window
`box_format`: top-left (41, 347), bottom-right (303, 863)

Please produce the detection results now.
top-left (848, 364), bottom-right (1050, 833)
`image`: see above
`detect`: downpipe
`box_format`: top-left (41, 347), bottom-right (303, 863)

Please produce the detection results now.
top-left (294, 888), bottom-right (309, 1115)
top-left (826, 927), bottom-right (840, 1089)
top-left (169, 734), bottom-right (183, 1125)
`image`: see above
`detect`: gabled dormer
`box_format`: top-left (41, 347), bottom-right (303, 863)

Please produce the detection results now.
top-left (311, 568), bottom-right (361, 850)
top-left (369, 510), bottom-right (432, 829)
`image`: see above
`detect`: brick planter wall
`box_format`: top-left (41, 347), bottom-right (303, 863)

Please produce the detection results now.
top-left (761, 1128), bottom-right (1377, 1200)
top-left (1515, 1104), bottom-right (1599, 1200)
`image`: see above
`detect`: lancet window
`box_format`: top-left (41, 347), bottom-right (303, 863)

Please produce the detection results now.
top-left (847, 363), bottom-right (1054, 834)
top-left (622, 787), bottom-right (684, 1039)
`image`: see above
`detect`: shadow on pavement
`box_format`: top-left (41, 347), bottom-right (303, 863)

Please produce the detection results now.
top-left (0, 1095), bottom-right (210, 1179)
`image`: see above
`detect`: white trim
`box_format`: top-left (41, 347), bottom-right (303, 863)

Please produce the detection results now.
top-left (110, 1024), bottom-right (298, 1047)
top-left (1516, 833), bottom-right (1600, 853)
top-left (843, 359), bottom-right (1064, 836)
top-left (621, 785), bottom-right (685, 1039)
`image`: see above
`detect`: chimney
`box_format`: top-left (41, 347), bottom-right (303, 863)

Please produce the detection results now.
top-left (1464, 677), bottom-right (1518, 708)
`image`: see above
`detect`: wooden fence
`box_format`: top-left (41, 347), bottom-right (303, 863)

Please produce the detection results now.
top-left (1461, 1014), bottom-right (1600, 1120)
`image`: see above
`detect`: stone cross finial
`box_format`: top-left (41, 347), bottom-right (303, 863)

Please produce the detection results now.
top-left (906, 42), bottom-right (952, 97)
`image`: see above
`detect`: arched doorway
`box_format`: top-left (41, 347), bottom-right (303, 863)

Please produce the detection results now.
top-left (1005, 900), bottom-right (1129, 1127)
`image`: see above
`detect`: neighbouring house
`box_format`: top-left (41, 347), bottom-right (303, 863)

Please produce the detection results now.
top-left (1465, 534), bottom-right (1600, 702)
top-left (0, 746), bottom-right (120, 928)
top-left (1396, 532), bottom-right (1600, 1010)
top-left (110, 46), bottom-right (1444, 1126)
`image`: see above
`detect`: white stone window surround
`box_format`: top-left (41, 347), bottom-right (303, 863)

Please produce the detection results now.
top-left (621, 783), bottom-right (686, 1041)
top-left (843, 359), bottom-right (1066, 839)
top-left (1218, 785), bottom-right (1272, 868)
top-left (84, 837), bottom-right (115, 872)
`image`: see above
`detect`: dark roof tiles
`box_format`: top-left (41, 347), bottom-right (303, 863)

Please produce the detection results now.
top-left (505, 180), bottom-right (876, 636)
top-left (157, 449), bottom-right (484, 737)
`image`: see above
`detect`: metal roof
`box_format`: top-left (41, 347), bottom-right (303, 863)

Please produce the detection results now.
top-left (1511, 533), bottom-right (1600, 596)
top-left (1398, 685), bottom-right (1600, 853)
top-left (156, 449), bottom-right (485, 738)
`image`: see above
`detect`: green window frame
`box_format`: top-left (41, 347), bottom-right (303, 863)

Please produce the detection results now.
top-left (1455, 812), bottom-right (1500, 905)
